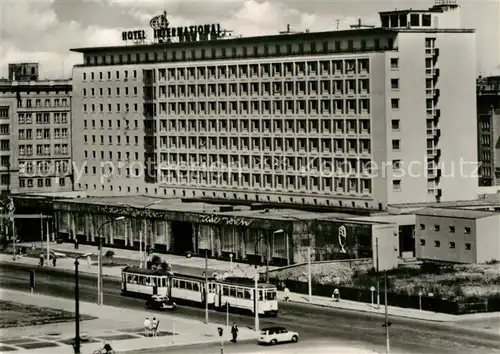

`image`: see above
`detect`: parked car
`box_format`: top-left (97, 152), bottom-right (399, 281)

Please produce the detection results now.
top-left (144, 295), bottom-right (176, 311)
top-left (258, 326), bottom-right (299, 345)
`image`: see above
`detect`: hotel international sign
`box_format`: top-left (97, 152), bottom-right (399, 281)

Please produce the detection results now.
top-left (121, 11), bottom-right (222, 44)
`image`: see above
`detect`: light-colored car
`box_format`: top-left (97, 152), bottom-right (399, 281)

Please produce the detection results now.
top-left (258, 326), bottom-right (299, 345)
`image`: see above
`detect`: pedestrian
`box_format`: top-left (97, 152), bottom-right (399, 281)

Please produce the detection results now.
top-left (144, 317), bottom-right (151, 337)
top-left (332, 288), bottom-right (340, 302)
top-left (284, 287), bottom-right (290, 302)
top-left (39, 253), bottom-right (44, 267)
top-left (87, 255), bottom-right (92, 268)
top-left (231, 322), bottom-right (238, 342)
top-left (52, 256), bottom-right (56, 267)
top-left (151, 317), bottom-right (158, 337)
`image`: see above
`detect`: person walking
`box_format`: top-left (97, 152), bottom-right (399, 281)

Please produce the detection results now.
top-left (231, 322), bottom-right (238, 343)
top-left (144, 317), bottom-right (151, 337)
top-left (39, 253), bottom-right (44, 267)
top-left (52, 256), bottom-right (56, 267)
top-left (284, 287), bottom-right (290, 302)
top-left (151, 317), bottom-right (158, 337)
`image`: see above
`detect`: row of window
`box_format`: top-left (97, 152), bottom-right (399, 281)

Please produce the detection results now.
top-left (83, 102), bottom-right (139, 114)
top-left (19, 160), bottom-right (70, 175)
top-left (158, 99), bottom-right (377, 116)
top-left (83, 134), bottom-right (140, 145)
top-left (419, 224), bottom-right (472, 234)
top-left (18, 144), bottom-right (69, 156)
top-left (82, 86), bottom-right (139, 97)
top-left (161, 137), bottom-right (372, 154)
top-left (18, 113), bottom-right (69, 124)
top-left (18, 128), bottom-right (69, 140)
top-left (83, 150), bottom-right (139, 161)
top-left (159, 118), bottom-right (372, 135)
top-left (419, 239), bottom-right (472, 250)
top-left (84, 37), bottom-right (395, 66)
top-left (155, 59), bottom-right (370, 81)
top-left (18, 177), bottom-right (67, 189)
top-left (159, 171), bottom-right (373, 194)
top-left (83, 69), bottom-right (138, 82)
top-left (17, 98), bottom-right (69, 109)
top-left (84, 119), bottom-right (139, 130)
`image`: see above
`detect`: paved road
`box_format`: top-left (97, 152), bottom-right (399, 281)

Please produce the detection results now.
top-left (1, 263), bottom-right (499, 354)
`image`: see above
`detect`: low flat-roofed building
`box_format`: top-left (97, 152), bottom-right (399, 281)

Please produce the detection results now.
top-left (415, 207), bottom-right (500, 263)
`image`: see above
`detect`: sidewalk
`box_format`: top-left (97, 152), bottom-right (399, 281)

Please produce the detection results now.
top-left (17, 241), bottom-right (274, 279)
top-left (0, 289), bottom-right (257, 354)
top-left (3, 247), bottom-right (500, 331)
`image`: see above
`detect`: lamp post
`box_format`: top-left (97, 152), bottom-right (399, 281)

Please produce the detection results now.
top-left (254, 234), bottom-right (267, 332)
top-left (96, 216), bottom-right (125, 306)
top-left (74, 253), bottom-right (92, 354)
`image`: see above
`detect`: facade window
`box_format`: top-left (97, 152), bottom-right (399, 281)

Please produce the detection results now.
top-left (419, 224), bottom-right (425, 230)
top-left (410, 14), bottom-right (420, 26)
top-left (390, 58), bottom-right (399, 69)
top-left (464, 227), bottom-right (471, 234)
top-left (392, 180), bottom-right (401, 191)
top-left (391, 119), bottom-right (400, 131)
top-left (391, 78), bottom-right (399, 90)
top-left (434, 240), bottom-right (440, 247)
top-left (419, 239), bottom-right (426, 246)
top-left (391, 98), bottom-right (400, 109)
top-left (449, 241), bottom-right (456, 249)
top-left (449, 226), bottom-right (455, 233)
top-left (434, 224), bottom-right (440, 231)
top-left (422, 14), bottom-right (431, 26)
top-left (392, 139), bottom-right (400, 151)
top-left (465, 243), bottom-right (471, 250)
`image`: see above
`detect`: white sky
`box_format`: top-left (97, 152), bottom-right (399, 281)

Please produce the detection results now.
top-left (0, 0), bottom-right (499, 79)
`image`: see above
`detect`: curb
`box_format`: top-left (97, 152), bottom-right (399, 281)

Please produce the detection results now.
top-left (118, 338), bottom-right (256, 353)
top-left (285, 298), bottom-right (451, 323)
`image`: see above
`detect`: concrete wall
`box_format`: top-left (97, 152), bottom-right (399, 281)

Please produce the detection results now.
top-left (415, 214), bottom-right (477, 263)
top-left (475, 215), bottom-right (500, 263)
top-left (372, 224), bottom-right (399, 270)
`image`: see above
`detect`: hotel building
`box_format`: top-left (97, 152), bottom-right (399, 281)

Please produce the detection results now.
top-left (70, 0), bottom-right (477, 210)
top-left (477, 75), bottom-right (500, 186)
top-left (0, 63), bottom-right (73, 194)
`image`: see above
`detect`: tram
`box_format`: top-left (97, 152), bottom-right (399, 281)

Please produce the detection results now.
top-left (120, 267), bottom-right (279, 316)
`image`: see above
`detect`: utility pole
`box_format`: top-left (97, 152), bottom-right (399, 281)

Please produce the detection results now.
top-left (384, 271), bottom-right (390, 354)
top-left (376, 238), bottom-right (380, 309)
top-left (205, 249), bottom-right (209, 324)
top-left (307, 245), bottom-right (312, 302)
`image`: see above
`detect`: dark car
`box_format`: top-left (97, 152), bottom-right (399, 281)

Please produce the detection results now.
top-left (144, 295), bottom-right (176, 311)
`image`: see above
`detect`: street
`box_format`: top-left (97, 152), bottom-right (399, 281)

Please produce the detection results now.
top-left (0, 263), bottom-right (499, 354)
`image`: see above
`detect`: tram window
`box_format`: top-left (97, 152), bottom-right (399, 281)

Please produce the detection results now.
top-left (180, 280), bottom-right (186, 289)
top-left (173, 279), bottom-right (179, 288)
top-left (193, 283), bottom-right (199, 292)
top-left (244, 289), bottom-right (251, 299)
top-left (145, 277), bottom-right (151, 285)
top-left (223, 286), bottom-right (229, 296)
top-left (237, 288), bottom-right (244, 298)
top-left (259, 290), bottom-right (263, 301)
top-left (186, 282), bottom-right (193, 290)
top-left (133, 275), bottom-right (138, 284)
top-left (127, 274), bottom-right (132, 282)
top-left (266, 291), bottom-right (276, 300)
top-left (230, 287), bottom-right (236, 297)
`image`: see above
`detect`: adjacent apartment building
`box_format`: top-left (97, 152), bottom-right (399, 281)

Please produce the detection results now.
top-left (0, 63), bottom-right (73, 194)
top-left (477, 75), bottom-right (500, 186)
top-left (70, 0), bottom-right (477, 210)
top-left (415, 207), bottom-right (500, 263)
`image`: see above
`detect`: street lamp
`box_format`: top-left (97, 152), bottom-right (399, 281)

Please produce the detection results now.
top-left (96, 216), bottom-right (125, 306)
top-left (74, 252), bottom-right (92, 354)
top-left (253, 234), bottom-right (267, 332)
top-left (117, 200), bottom-right (162, 268)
